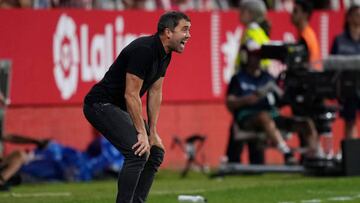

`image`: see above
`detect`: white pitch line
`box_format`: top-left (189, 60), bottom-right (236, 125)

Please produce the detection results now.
top-left (0, 192), bottom-right (72, 198)
top-left (151, 186), bottom-right (242, 196)
top-left (152, 188), bottom-right (207, 195)
top-left (327, 196), bottom-right (353, 201)
top-left (307, 190), bottom-right (360, 195)
top-left (301, 199), bottom-right (322, 203)
top-left (279, 194), bottom-right (360, 203)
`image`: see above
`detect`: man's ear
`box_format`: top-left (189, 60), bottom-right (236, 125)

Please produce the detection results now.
top-left (164, 28), bottom-right (172, 39)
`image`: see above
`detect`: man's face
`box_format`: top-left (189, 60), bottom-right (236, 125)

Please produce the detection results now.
top-left (168, 19), bottom-right (191, 53)
top-left (291, 4), bottom-right (306, 27)
top-left (239, 8), bottom-right (252, 25)
top-left (247, 52), bottom-right (261, 71)
top-left (348, 8), bottom-right (360, 27)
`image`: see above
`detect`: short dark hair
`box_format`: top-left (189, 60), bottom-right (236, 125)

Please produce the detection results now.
top-left (295, 0), bottom-right (313, 18)
top-left (157, 11), bottom-right (191, 34)
top-left (344, 4), bottom-right (360, 31)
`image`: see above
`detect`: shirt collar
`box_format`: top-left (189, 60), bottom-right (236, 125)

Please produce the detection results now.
top-left (154, 34), bottom-right (168, 60)
top-left (344, 29), bottom-right (360, 42)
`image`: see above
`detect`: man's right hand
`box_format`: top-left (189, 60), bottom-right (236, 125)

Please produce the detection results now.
top-left (246, 93), bottom-right (260, 105)
top-left (132, 133), bottom-right (150, 156)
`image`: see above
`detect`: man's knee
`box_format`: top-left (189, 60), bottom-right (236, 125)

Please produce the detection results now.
top-left (124, 153), bottom-right (148, 170)
top-left (256, 112), bottom-right (272, 123)
top-left (147, 146), bottom-right (165, 170)
top-left (256, 112), bottom-right (276, 129)
top-left (297, 118), bottom-right (316, 135)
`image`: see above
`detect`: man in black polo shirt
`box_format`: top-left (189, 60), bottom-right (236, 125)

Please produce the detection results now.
top-left (83, 11), bottom-right (191, 203)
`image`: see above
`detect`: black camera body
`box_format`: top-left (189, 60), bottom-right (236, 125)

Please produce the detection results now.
top-left (261, 42), bottom-right (309, 70)
top-left (260, 43), bottom-right (360, 134)
top-left (261, 43), bottom-right (360, 100)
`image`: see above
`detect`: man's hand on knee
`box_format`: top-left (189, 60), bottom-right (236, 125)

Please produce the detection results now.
top-left (133, 133), bottom-right (150, 156)
top-left (149, 133), bottom-right (165, 151)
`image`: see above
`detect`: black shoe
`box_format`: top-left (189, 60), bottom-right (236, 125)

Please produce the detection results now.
top-left (284, 152), bottom-right (297, 165)
top-left (7, 173), bottom-right (22, 186)
top-left (0, 183), bottom-right (10, 191)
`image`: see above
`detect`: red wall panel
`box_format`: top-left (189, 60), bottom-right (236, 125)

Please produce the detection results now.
top-left (4, 104), bottom-right (355, 167)
top-left (4, 103), bottom-right (232, 167)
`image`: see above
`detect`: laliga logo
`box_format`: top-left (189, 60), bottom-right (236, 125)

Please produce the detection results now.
top-left (53, 14), bottom-right (79, 100)
top-left (53, 14), bottom-right (147, 100)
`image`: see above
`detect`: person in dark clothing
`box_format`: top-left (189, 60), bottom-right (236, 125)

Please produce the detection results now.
top-left (226, 0), bottom-right (271, 165)
top-left (291, 0), bottom-right (321, 70)
top-left (226, 44), bottom-right (319, 165)
top-left (83, 11), bottom-right (191, 203)
top-left (330, 4), bottom-right (360, 139)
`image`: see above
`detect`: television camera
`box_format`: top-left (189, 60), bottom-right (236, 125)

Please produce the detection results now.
top-left (260, 43), bottom-right (360, 135)
top-left (210, 46), bottom-right (360, 177)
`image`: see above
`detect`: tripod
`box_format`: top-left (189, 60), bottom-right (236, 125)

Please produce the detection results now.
top-left (171, 134), bottom-right (207, 178)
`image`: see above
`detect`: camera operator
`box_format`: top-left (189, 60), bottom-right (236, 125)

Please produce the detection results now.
top-left (226, 42), bottom-right (319, 165)
top-left (285, 0), bottom-right (337, 159)
top-left (291, 0), bottom-right (321, 71)
top-left (330, 4), bottom-right (360, 139)
top-left (225, 0), bottom-right (270, 164)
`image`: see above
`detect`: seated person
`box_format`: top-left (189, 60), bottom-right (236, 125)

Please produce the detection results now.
top-left (0, 134), bottom-right (48, 191)
top-left (226, 44), bottom-right (319, 165)
top-left (225, 0), bottom-right (270, 165)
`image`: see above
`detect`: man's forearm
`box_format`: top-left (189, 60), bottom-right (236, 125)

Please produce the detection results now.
top-left (226, 95), bottom-right (254, 111)
top-left (125, 94), bottom-right (147, 135)
top-left (147, 78), bottom-right (163, 135)
top-left (147, 90), bottom-right (161, 134)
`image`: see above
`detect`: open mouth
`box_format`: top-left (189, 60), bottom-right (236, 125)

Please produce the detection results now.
top-left (180, 39), bottom-right (188, 46)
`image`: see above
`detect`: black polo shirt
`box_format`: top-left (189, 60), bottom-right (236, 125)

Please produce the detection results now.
top-left (84, 34), bottom-right (172, 111)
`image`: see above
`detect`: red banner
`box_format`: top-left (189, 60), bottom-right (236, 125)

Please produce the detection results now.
top-left (0, 10), bottom-right (344, 105)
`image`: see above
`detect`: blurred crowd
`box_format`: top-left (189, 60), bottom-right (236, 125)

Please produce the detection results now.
top-left (0, 0), bottom-right (360, 11)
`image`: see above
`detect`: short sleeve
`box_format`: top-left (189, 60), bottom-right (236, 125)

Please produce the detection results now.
top-left (126, 46), bottom-right (153, 80)
top-left (227, 75), bottom-right (240, 96)
top-left (161, 55), bottom-right (172, 77)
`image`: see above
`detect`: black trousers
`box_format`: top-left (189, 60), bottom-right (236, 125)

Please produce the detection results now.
top-left (83, 103), bottom-right (164, 203)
